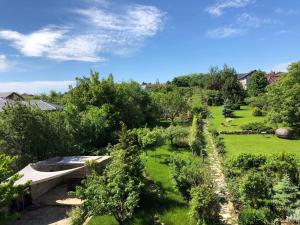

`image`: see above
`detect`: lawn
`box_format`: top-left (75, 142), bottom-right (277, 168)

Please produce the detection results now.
top-left (88, 145), bottom-right (191, 225)
top-left (222, 134), bottom-right (300, 161)
top-left (209, 105), bottom-right (266, 132)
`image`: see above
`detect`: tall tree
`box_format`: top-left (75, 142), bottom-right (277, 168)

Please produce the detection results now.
top-left (248, 70), bottom-right (268, 97)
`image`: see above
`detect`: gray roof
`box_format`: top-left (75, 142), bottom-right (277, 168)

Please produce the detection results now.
top-left (28, 100), bottom-right (64, 111)
top-left (0, 98), bottom-right (63, 112)
top-left (0, 92), bottom-right (16, 98)
top-left (237, 70), bottom-right (257, 80)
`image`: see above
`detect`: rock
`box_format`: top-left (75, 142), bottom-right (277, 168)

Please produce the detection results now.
top-left (275, 128), bottom-right (292, 139)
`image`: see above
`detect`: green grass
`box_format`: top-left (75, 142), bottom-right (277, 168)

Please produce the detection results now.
top-left (222, 134), bottom-right (300, 161)
top-left (88, 145), bottom-right (191, 225)
top-left (209, 105), bottom-right (266, 132)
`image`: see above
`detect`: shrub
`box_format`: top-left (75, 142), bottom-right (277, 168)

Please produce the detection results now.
top-left (222, 99), bottom-right (234, 118)
top-left (252, 107), bottom-right (263, 117)
top-left (241, 122), bottom-right (273, 132)
top-left (238, 207), bottom-right (271, 225)
top-left (68, 207), bottom-right (86, 225)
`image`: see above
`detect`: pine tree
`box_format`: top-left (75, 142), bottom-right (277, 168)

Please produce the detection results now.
top-left (273, 175), bottom-right (300, 219)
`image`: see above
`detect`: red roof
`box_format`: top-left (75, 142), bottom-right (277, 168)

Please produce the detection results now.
top-left (266, 72), bottom-right (284, 84)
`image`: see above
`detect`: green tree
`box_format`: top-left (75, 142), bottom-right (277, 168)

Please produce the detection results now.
top-left (273, 175), bottom-right (300, 219)
top-left (238, 207), bottom-right (271, 225)
top-left (222, 99), bottom-right (234, 118)
top-left (189, 115), bottom-right (205, 155)
top-left (221, 65), bottom-right (245, 104)
top-left (172, 156), bottom-right (209, 200)
top-left (189, 184), bottom-right (219, 224)
top-left (247, 71), bottom-right (268, 97)
top-left (75, 124), bottom-right (143, 225)
top-left (266, 62), bottom-right (300, 128)
top-left (239, 172), bottom-right (269, 208)
top-left (0, 154), bottom-right (28, 216)
top-left (165, 125), bottom-right (189, 146)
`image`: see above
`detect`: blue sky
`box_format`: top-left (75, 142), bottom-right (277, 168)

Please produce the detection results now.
top-left (0, 0), bottom-right (299, 93)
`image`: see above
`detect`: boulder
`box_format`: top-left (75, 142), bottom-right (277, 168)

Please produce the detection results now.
top-left (275, 128), bottom-right (292, 139)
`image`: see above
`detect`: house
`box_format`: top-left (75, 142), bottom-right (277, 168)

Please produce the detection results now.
top-left (14, 156), bottom-right (111, 200)
top-left (237, 70), bottom-right (257, 89)
top-left (266, 72), bottom-right (284, 84)
top-left (0, 92), bottom-right (64, 112)
top-left (0, 92), bottom-right (24, 101)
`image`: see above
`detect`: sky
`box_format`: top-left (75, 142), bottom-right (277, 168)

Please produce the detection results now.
top-left (0, 0), bottom-right (299, 93)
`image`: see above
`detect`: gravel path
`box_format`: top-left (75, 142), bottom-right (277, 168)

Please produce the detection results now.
top-left (204, 125), bottom-right (238, 225)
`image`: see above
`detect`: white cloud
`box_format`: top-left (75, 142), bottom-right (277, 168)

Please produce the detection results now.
top-left (0, 54), bottom-right (12, 72)
top-left (237, 13), bottom-right (273, 28)
top-left (206, 0), bottom-right (255, 16)
top-left (207, 27), bottom-right (244, 38)
top-left (0, 3), bottom-right (165, 62)
top-left (0, 80), bottom-right (75, 94)
top-left (275, 8), bottom-right (298, 15)
top-left (272, 62), bottom-right (290, 72)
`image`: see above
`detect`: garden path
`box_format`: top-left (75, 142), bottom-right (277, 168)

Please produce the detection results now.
top-left (204, 124), bottom-right (238, 225)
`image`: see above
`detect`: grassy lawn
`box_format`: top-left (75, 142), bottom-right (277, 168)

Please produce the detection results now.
top-left (209, 105), bottom-right (266, 132)
top-left (222, 134), bottom-right (300, 161)
top-left (88, 145), bottom-right (191, 225)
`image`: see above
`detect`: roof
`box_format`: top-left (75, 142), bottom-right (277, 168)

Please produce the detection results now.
top-left (0, 92), bottom-right (23, 99)
top-left (237, 70), bottom-right (257, 80)
top-left (14, 156), bottom-right (111, 186)
top-left (28, 100), bottom-right (64, 111)
top-left (266, 72), bottom-right (284, 84)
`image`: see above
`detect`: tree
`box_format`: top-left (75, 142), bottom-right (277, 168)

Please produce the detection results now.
top-left (266, 62), bottom-right (300, 128)
top-left (247, 70), bottom-right (268, 97)
top-left (75, 124), bottom-right (143, 225)
top-left (239, 172), bottom-right (269, 208)
top-left (238, 207), bottom-right (271, 225)
top-left (273, 175), bottom-right (300, 219)
top-left (188, 115), bottom-right (205, 155)
top-left (0, 154), bottom-right (28, 216)
top-left (221, 65), bottom-right (245, 104)
top-left (165, 125), bottom-right (189, 146)
top-left (189, 184), bottom-right (219, 224)
top-left (172, 156), bottom-right (209, 200)
top-left (222, 99), bottom-right (234, 118)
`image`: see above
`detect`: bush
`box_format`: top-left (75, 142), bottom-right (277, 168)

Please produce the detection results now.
top-left (222, 99), bottom-right (234, 118)
top-left (238, 207), bottom-right (271, 225)
top-left (252, 107), bottom-right (263, 117)
top-left (68, 207), bottom-right (86, 225)
top-left (241, 122), bottom-right (273, 132)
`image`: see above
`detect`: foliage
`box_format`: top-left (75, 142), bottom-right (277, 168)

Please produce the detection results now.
top-left (240, 122), bottom-right (273, 132)
top-left (220, 65), bottom-right (245, 104)
top-left (189, 115), bottom-right (205, 155)
top-left (189, 184), bottom-right (219, 225)
top-left (129, 127), bottom-right (165, 149)
top-left (238, 207), bottom-right (271, 225)
top-left (171, 73), bottom-right (209, 88)
top-left (272, 175), bottom-right (300, 219)
top-left (151, 88), bottom-right (189, 122)
top-left (165, 125), bottom-right (189, 147)
top-left (68, 207), bottom-right (87, 225)
top-left (247, 70), bottom-right (268, 97)
top-left (266, 62), bottom-right (300, 128)
top-left (0, 154), bottom-right (28, 216)
top-left (222, 99), bottom-right (234, 118)
top-left (172, 156), bottom-right (209, 200)
top-left (245, 94), bottom-right (267, 110)
top-left (252, 107), bottom-right (263, 117)
top-left (205, 90), bottom-right (223, 106)
top-left (239, 171), bottom-right (269, 207)
top-left (287, 208), bottom-right (300, 224)
top-left (0, 104), bottom-right (71, 167)
top-left (75, 124), bottom-right (143, 225)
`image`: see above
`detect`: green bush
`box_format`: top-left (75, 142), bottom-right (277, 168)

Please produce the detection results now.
top-left (241, 122), bottom-right (273, 132)
top-left (238, 207), bottom-right (271, 225)
top-left (68, 207), bottom-right (86, 225)
top-left (252, 107), bottom-right (263, 117)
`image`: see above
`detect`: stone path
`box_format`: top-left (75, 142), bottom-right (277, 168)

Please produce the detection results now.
top-left (204, 125), bottom-right (238, 225)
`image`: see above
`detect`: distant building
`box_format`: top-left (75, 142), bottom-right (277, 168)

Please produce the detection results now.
top-left (237, 70), bottom-right (257, 90)
top-left (237, 70), bottom-right (284, 89)
top-left (266, 72), bottom-right (285, 84)
top-left (141, 82), bottom-right (165, 90)
top-left (0, 92), bottom-right (64, 112)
